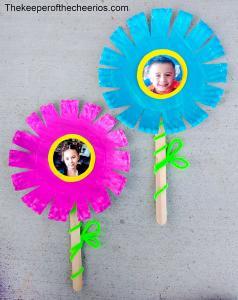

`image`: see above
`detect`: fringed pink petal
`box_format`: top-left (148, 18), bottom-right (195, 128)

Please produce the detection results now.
top-left (22, 187), bottom-right (52, 215)
top-left (48, 194), bottom-right (74, 222)
top-left (103, 171), bottom-right (127, 196)
top-left (88, 187), bottom-right (111, 213)
top-left (26, 112), bottom-right (45, 136)
top-left (48, 205), bottom-right (65, 221)
top-left (110, 150), bottom-right (130, 172)
top-left (107, 129), bottom-right (128, 147)
top-left (95, 113), bottom-right (117, 132)
top-left (11, 171), bottom-right (40, 191)
top-left (48, 202), bottom-right (60, 221)
top-left (12, 131), bottom-right (39, 151)
top-left (60, 99), bottom-right (79, 119)
top-left (9, 150), bottom-right (36, 169)
top-left (76, 198), bottom-right (91, 221)
top-left (40, 103), bottom-right (59, 126)
top-left (48, 204), bottom-right (69, 222)
top-left (78, 103), bottom-right (102, 122)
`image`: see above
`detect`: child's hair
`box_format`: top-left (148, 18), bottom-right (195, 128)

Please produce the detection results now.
top-left (147, 56), bottom-right (175, 69)
top-left (60, 140), bottom-right (80, 161)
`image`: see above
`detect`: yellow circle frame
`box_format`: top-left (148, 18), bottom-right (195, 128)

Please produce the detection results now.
top-left (48, 134), bottom-right (96, 182)
top-left (137, 49), bottom-right (188, 100)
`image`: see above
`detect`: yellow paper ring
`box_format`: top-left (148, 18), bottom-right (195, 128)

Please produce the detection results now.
top-left (48, 134), bottom-right (96, 182)
top-left (137, 49), bottom-right (188, 100)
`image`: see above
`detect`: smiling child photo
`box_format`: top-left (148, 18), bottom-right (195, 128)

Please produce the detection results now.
top-left (144, 55), bottom-right (182, 95)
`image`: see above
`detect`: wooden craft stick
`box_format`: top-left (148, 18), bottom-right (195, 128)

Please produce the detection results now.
top-left (155, 125), bottom-right (167, 225)
top-left (70, 211), bottom-right (83, 291)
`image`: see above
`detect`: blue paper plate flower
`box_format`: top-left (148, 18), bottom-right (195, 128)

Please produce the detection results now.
top-left (98, 9), bottom-right (227, 134)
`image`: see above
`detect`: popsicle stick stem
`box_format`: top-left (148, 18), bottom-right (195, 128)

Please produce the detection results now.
top-left (70, 211), bottom-right (83, 291)
top-left (155, 125), bottom-right (167, 225)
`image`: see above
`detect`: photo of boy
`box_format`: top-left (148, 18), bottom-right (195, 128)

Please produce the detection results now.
top-left (144, 56), bottom-right (181, 95)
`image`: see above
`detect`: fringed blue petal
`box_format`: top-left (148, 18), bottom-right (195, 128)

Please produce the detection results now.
top-left (198, 84), bottom-right (224, 107)
top-left (151, 8), bottom-right (173, 39)
top-left (138, 110), bottom-right (161, 134)
top-left (186, 21), bottom-right (213, 50)
top-left (202, 63), bottom-right (228, 83)
top-left (182, 103), bottom-right (208, 127)
top-left (197, 36), bottom-right (225, 62)
top-left (117, 105), bottom-right (143, 129)
top-left (98, 68), bottom-right (123, 88)
top-left (100, 47), bottom-right (125, 68)
top-left (103, 89), bottom-right (133, 109)
top-left (162, 111), bottom-right (186, 134)
top-left (171, 10), bottom-right (193, 37)
top-left (110, 27), bottom-right (136, 57)
top-left (126, 13), bottom-right (150, 45)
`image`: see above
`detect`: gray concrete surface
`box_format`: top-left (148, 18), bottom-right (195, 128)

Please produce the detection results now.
top-left (0, 0), bottom-right (238, 299)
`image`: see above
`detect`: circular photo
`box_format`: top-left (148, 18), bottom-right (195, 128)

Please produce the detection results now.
top-left (53, 138), bottom-right (91, 177)
top-left (143, 55), bottom-right (183, 95)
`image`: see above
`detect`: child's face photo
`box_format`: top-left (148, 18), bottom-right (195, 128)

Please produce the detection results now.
top-left (53, 138), bottom-right (92, 177)
top-left (63, 149), bottom-right (79, 171)
top-left (149, 62), bottom-right (175, 93)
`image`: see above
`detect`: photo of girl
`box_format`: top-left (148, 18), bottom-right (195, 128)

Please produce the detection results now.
top-left (53, 139), bottom-right (91, 177)
top-left (144, 55), bottom-right (182, 95)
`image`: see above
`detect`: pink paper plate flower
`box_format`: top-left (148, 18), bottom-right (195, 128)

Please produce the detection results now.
top-left (9, 100), bottom-right (130, 222)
